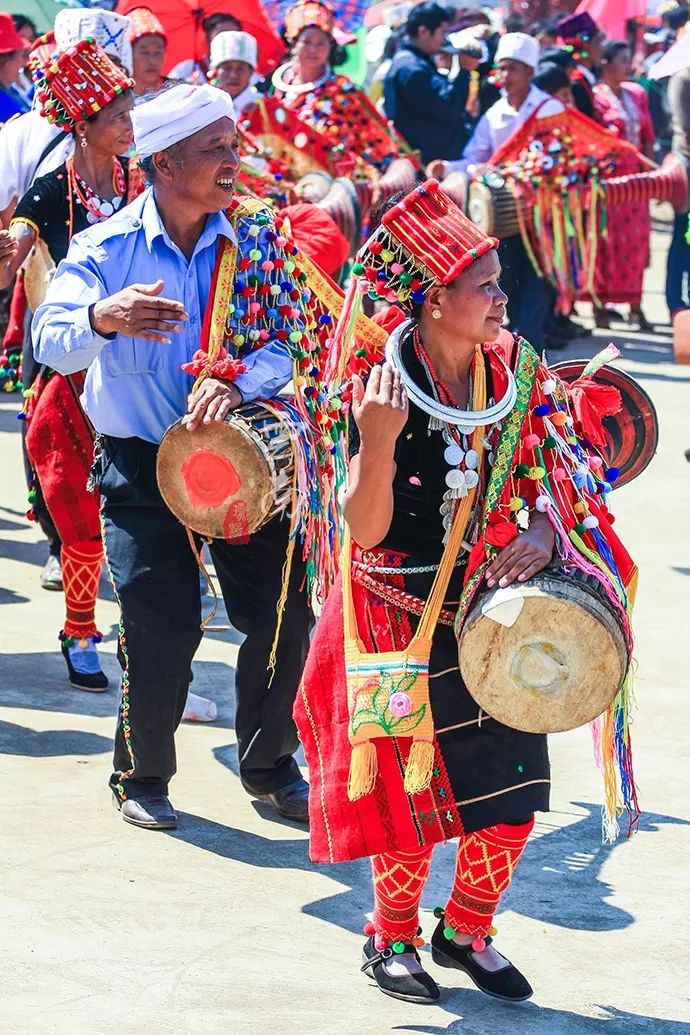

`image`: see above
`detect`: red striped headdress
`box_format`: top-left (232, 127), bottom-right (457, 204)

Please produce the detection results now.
top-left (350, 179), bottom-right (498, 308)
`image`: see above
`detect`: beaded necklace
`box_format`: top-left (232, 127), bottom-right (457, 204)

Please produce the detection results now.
top-left (412, 326), bottom-right (491, 542)
top-left (66, 156), bottom-right (126, 237)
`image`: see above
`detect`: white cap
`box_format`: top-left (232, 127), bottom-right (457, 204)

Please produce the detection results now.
top-left (54, 8), bottom-right (134, 74)
top-left (133, 83), bottom-right (235, 158)
top-left (495, 31), bottom-right (540, 70)
top-left (209, 30), bottom-right (258, 72)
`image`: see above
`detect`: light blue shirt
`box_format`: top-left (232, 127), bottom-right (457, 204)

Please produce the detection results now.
top-left (32, 188), bottom-right (295, 443)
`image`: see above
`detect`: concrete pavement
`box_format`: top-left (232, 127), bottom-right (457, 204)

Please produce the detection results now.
top-left (1, 216), bottom-right (689, 1034)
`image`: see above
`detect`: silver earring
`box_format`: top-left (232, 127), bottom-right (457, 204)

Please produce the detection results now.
top-left (80, 136), bottom-right (87, 150)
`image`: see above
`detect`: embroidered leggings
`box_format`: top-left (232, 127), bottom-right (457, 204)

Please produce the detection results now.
top-left (371, 816), bottom-right (534, 943)
top-left (62, 538), bottom-right (103, 640)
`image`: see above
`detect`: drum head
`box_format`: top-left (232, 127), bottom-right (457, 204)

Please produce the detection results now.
top-left (467, 180), bottom-right (494, 236)
top-left (157, 417), bottom-right (274, 539)
top-left (551, 360), bottom-right (658, 488)
top-left (25, 238), bottom-right (55, 312)
top-left (459, 578), bottom-right (629, 733)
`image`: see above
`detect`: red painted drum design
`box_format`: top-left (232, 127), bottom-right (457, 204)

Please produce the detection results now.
top-left (156, 401), bottom-right (295, 540)
top-left (457, 566), bottom-right (631, 734)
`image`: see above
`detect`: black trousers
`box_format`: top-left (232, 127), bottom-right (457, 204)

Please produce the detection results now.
top-left (98, 435), bottom-right (310, 800)
top-left (498, 234), bottom-right (555, 347)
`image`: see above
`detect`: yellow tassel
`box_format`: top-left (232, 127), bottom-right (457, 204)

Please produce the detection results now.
top-left (403, 740), bottom-right (435, 795)
top-left (348, 740), bottom-right (378, 800)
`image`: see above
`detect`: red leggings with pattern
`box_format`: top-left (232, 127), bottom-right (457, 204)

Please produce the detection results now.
top-left (371, 816), bottom-right (534, 943)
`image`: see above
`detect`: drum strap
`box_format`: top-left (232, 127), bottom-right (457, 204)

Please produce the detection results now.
top-left (342, 353), bottom-right (486, 801)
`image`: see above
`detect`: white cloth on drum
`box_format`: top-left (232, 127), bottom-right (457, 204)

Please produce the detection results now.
top-left (133, 83), bottom-right (235, 157)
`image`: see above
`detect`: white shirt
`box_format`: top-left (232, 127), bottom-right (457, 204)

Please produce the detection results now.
top-left (450, 84), bottom-right (564, 172)
top-left (0, 110), bottom-right (73, 211)
top-left (231, 83), bottom-right (259, 118)
top-left (576, 64), bottom-right (597, 87)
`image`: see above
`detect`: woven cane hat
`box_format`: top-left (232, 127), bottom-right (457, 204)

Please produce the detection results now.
top-left (36, 37), bottom-right (134, 132)
top-left (350, 178), bottom-right (498, 309)
top-left (551, 359), bottom-right (658, 488)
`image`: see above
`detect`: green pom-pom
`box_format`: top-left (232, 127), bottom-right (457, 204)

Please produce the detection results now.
top-left (27, 489), bottom-right (37, 503)
top-left (514, 463), bottom-right (530, 478)
top-left (392, 941), bottom-right (406, 954)
top-left (443, 925), bottom-right (455, 940)
top-left (574, 522), bottom-right (587, 535)
top-left (543, 435), bottom-right (557, 449)
top-left (351, 262), bottom-right (365, 276)
top-left (433, 906), bottom-right (444, 919)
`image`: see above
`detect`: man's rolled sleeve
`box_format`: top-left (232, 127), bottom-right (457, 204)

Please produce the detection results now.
top-left (234, 340), bottom-right (293, 402)
top-left (32, 240), bottom-right (113, 375)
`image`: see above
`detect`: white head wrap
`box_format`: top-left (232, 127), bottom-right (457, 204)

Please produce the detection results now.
top-left (495, 31), bottom-right (540, 70)
top-left (54, 8), bottom-right (134, 73)
top-left (210, 31), bottom-right (258, 71)
top-left (133, 83), bottom-right (235, 158)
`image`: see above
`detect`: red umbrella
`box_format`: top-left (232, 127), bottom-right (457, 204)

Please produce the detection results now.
top-left (116, 0), bottom-right (285, 75)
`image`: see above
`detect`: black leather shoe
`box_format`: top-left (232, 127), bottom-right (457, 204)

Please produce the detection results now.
top-left (258, 777), bottom-right (309, 823)
top-left (61, 637), bottom-right (109, 691)
top-left (361, 936), bottom-right (440, 1003)
top-left (430, 919), bottom-right (533, 1001)
top-left (116, 794), bottom-right (178, 830)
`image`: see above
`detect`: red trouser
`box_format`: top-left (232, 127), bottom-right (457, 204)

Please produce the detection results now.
top-left (371, 817), bottom-right (534, 944)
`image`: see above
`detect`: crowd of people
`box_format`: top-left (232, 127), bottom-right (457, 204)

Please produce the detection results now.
top-left (0, 0), bottom-right (669, 1011)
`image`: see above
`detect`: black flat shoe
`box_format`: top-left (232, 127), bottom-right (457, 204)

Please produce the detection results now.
top-left (257, 777), bottom-right (309, 823)
top-left (430, 919), bottom-right (533, 1002)
top-left (361, 937), bottom-right (440, 1004)
top-left (60, 637), bottom-right (108, 691)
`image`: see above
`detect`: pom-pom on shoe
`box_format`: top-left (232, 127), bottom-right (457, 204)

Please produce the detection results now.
top-left (361, 936), bottom-right (440, 1004)
top-left (430, 918), bottom-right (533, 1001)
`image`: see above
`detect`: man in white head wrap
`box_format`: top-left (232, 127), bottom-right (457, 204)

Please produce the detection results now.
top-left (33, 82), bottom-right (313, 831)
top-left (208, 30), bottom-right (259, 116)
top-left (0, 8), bottom-right (133, 221)
top-left (436, 32), bottom-right (565, 350)
top-left (447, 31), bottom-right (563, 173)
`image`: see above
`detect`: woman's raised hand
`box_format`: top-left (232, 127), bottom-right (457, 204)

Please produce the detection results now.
top-left (351, 363), bottom-right (408, 449)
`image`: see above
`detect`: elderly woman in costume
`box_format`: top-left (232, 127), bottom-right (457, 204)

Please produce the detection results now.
top-left (208, 30), bottom-right (259, 116)
top-left (270, 0), bottom-right (404, 177)
top-left (591, 40), bottom-right (655, 331)
top-left (129, 7), bottom-right (168, 96)
top-left (0, 40), bottom-right (139, 690)
top-left (295, 181), bottom-right (639, 1004)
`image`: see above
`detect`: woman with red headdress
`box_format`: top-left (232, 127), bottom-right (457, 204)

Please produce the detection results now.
top-left (128, 7), bottom-right (169, 96)
top-left (0, 39), bottom-right (141, 690)
top-left (268, 0), bottom-right (408, 178)
top-left (295, 181), bottom-right (641, 1005)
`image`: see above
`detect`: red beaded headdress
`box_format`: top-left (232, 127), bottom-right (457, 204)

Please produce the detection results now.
top-left (284, 0), bottom-right (336, 43)
top-left (36, 37), bottom-right (135, 132)
top-left (351, 179), bottom-right (498, 308)
top-left (128, 7), bottom-right (167, 43)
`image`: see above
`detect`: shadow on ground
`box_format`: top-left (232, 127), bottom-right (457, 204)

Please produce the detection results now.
top-left (394, 1002), bottom-right (690, 1034)
top-left (0, 718), bottom-right (111, 756)
top-left (167, 802), bottom-right (686, 939)
top-left (0, 653), bottom-right (237, 727)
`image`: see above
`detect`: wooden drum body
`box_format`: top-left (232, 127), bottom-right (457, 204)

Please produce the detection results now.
top-left (458, 567), bottom-right (630, 734)
top-left (156, 402), bottom-right (294, 540)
